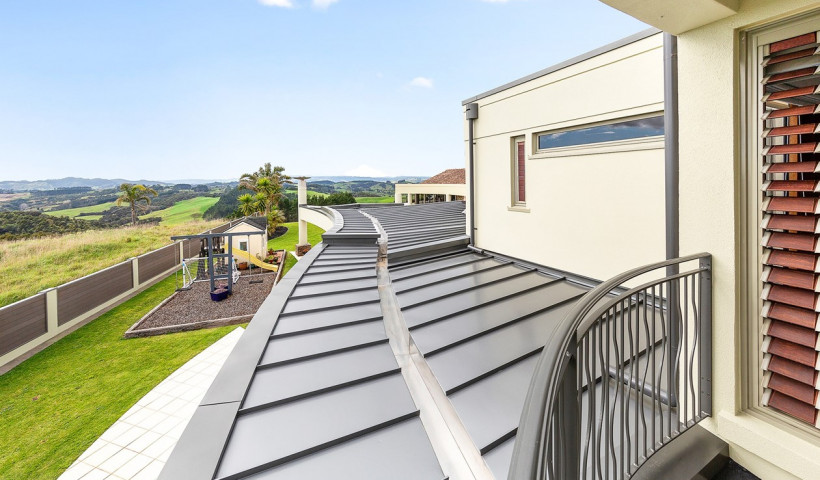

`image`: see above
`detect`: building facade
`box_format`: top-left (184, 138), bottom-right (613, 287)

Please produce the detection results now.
top-left (466, 2), bottom-right (820, 478)
top-left (394, 168), bottom-right (467, 204)
top-left (465, 30), bottom-right (666, 282)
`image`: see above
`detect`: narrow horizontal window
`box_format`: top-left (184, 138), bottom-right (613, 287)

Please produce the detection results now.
top-left (537, 115), bottom-right (664, 150)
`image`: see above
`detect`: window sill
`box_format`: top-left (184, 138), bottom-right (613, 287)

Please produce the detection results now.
top-left (507, 206), bottom-right (530, 213)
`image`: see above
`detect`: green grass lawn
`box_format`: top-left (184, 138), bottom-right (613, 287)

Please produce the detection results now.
top-left (0, 275), bottom-right (241, 479)
top-left (0, 219), bottom-right (223, 308)
top-left (44, 201), bottom-right (117, 219)
top-left (268, 222), bottom-right (325, 277)
top-left (355, 196), bottom-right (394, 203)
top-left (143, 197), bottom-right (219, 225)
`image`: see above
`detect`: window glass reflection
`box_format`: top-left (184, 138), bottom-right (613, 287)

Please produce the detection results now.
top-left (538, 116), bottom-right (664, 150)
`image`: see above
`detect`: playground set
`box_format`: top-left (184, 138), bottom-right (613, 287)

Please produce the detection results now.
top-left (171, 231), bottom-right (280, 301)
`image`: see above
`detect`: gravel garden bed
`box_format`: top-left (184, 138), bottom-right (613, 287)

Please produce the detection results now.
top-left (124, 270), bottom-right (278, 338)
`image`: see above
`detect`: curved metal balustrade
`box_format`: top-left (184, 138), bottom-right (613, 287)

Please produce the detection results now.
top-left (509, 253), bottom-right (713, 480)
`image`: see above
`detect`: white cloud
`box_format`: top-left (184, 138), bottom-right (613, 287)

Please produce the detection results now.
top-left (312, 0), bottom-right (339, 9)
top-left (344, 164), bottom-right (392, 177)
top-left (259, 0), bottom-right (294, 7)
top-left (409, 77), bottom-right (434, 88)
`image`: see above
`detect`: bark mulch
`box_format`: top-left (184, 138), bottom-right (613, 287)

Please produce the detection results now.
top-left (125, 271), bottom-right (277, 337)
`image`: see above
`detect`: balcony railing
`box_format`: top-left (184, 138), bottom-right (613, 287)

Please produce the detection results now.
top-left (509, 253), bottom-right (713, 479)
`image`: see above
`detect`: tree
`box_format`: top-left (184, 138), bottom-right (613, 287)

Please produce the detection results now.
top-left (116, 183), bottom-right (157, 226)
top-left (236, 164), bottom-right (292, 233)
top-left (237, 193), bottom-right (260, 217)
top-left (267, 207), bottom-right (286, 235)
top-left (238, 163), bottom-right (292, 194)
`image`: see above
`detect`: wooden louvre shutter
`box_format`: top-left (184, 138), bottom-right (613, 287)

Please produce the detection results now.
top-left (760, 30), bottom-right (820, 428)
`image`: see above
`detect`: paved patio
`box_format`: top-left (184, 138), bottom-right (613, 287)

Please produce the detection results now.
top-left (58, 327), bottom-right (244, 480)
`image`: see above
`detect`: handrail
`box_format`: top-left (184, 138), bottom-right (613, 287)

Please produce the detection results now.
top-left (509, 253), bottom-right (712, 480)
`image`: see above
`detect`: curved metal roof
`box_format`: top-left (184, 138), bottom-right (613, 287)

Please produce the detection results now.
top-left (161, 202), bottom-right (597, 479)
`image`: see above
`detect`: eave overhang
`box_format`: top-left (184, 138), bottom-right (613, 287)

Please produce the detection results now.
top-left (598, 0), bottom-right (739, 35)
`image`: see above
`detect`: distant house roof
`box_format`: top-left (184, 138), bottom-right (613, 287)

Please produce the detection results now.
top-left (420, 169), bottom-right (465, 185)
top-left (234, 216), bottom-right (267, 231)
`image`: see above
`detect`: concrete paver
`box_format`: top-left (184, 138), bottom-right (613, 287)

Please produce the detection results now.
top-left (58, 327), bottom-right (243, 480)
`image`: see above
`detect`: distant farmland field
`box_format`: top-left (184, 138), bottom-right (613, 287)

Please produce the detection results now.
top-left (143, 197), bottom-right (219, 225)
top-left (44, 202), bottom-right (117, 219)
top-left (355, 196), bottom-right (394, 203)
top-left (44, 197), bottom-right (219, 226)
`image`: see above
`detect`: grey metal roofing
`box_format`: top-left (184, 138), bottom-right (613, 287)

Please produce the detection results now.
top-left (161, 201), bottom-right (598, 479)
top-left (240, 216), bottom-right (267, 232)
top-left (365, 201), bottom-right (469, 256)
top-left (462, 27), bottom-right (661, 105)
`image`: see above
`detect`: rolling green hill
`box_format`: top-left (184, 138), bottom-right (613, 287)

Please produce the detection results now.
top-left (44, 202), bottom-right (118, 219)
top-left (142, 197), bottom-right (219, 225)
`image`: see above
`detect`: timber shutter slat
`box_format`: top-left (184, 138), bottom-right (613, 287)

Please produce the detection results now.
top-left (765, 231), bottom-right (817, 251)
top-left (767, 373), bottom-right (817, 405)
top-left (770, 32), bottom-right (817, 53)
top-left (761, 31), bottom-right (820, 427)
top-left (768, 355), bottom-right (817, 385)
top-left (764, 267), bottom-right (817, 290)
top-left (765, 249), bottom-right (817, 271)
top-left (764, 161), bottom-right (819, 174)
top-left (766, 338), bottom-right (817, 368)
top-left (765, 213), bottom-right (818, 232)
top-left (767, 320), bottom-right (818, 348)
top-left (767, 302), bottom-right (818, 329)
top-left (765, 196), bottom-right (818, 213)
top-left (768, 391), bottom-right (818, 424)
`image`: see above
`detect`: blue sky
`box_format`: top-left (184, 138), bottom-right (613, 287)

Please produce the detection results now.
top-left (0, 0), bottom-right (647, 181)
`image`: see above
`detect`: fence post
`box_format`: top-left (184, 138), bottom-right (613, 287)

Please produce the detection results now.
top-left (131, 257), bottom-right (139, 289)
top-left (43, 288), bottom-right (58, 333)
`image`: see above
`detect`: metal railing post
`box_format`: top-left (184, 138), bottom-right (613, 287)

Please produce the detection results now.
top-left (699, 256), bottom-right (713, 416)
top-left (207, 236), bottom-right (215, 293)
top-left (508, 253), bottom-right (713, 480)
top-left (560, 337), bottom-right (580, 480)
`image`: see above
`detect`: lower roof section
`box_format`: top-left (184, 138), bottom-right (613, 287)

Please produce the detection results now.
top-left (161, 202), bottom-right (597, 479)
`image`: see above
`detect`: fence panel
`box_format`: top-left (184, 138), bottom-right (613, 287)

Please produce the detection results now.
top-left (0, 294), bottom-right (47, 356)
top-left (57, 262), bottom-right (133, 325)
top-left (183, 238), bottom-right (202, 259)
top-left (138, 244), bottom-right (178, 284)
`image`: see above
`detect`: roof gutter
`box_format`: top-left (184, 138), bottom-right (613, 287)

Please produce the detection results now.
top-left (466, 103), bottom-right (479, 246)
top-left (664, 33), bottom-right (679, 273)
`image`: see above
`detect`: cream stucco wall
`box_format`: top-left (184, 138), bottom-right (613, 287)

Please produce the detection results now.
top-left (672, 1), bottom-right (820, 478)
top-left (468, 32), bottom-right (666, 281)
top-left (225, 222), bottom-right (267, 261)
top-left (299, 206), bottom-right (336, 232)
